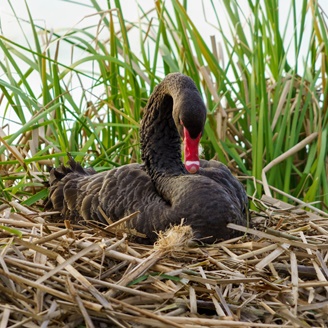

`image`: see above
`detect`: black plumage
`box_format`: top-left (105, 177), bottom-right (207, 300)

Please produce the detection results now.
top-left (46, 73), bottom-right (248, 244)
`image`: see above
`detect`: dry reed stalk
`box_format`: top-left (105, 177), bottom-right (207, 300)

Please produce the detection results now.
top-left (0, 306), bottom-right (10, 328)
top-left (255, 243), bottom-right (290, 271)
top-left (87, 276), bottom-right (166, 300)
top-left (261, 194), bottom-right (328, 219)
top-left (228, 223), bottom-right (328, 250)
top-left (158, 316), bottom-right (296, 327)
top-left (66, 277), bottom-right (97, 328)
top-left (107, 296), bottom-right (186, 328)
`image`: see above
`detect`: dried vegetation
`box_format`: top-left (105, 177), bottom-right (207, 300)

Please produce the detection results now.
top-left (1, 194), bottom-right (328, 327)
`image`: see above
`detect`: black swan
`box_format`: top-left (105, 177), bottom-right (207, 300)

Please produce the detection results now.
top-left (46, 73), bottom-right (248, 244)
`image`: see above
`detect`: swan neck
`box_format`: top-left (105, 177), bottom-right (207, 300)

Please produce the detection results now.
top-left (140, 78), bottom-right (189, 180)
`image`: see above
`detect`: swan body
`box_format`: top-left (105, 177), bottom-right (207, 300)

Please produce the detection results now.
top-left (46, 73), bottom-right (248, 244)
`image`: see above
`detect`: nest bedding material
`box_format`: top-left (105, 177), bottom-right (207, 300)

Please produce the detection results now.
top-left (0, 195), bottom-right (328, 328)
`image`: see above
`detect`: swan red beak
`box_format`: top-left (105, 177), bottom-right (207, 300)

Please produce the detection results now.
top-left (183, 126), bottom-right (201, 174)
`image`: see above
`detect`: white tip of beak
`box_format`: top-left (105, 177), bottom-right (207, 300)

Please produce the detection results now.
top-left (185, 161), bottom-right (200, 174)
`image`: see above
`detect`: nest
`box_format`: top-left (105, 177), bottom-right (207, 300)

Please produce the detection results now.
top-left (0, 195), bottom-right (328, 328)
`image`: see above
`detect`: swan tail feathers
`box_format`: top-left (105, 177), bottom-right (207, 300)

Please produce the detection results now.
top-left (44, 157), bottom-right (96, 214)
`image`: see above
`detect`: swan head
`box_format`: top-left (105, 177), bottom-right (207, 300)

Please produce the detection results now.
top-left (173, 89), bottom-right (207, 174)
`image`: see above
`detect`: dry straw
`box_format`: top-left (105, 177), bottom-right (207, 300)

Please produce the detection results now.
top-left (0, 194), bottom-right (328, 327)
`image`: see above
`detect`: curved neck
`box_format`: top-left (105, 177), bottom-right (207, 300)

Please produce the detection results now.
top-left (140, 91), bottom-right (186, 181)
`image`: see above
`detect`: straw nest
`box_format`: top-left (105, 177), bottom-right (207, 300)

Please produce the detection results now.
top-left (0, 194), bottom-right (328, 328)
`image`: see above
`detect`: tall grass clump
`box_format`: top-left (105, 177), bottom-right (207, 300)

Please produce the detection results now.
top-left (0, 0), bottom-right (327, 213)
